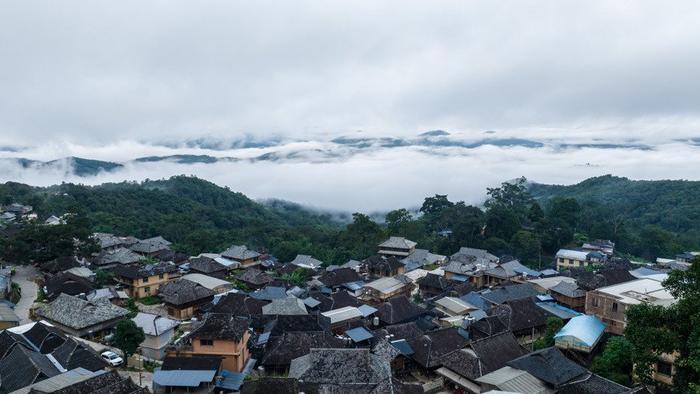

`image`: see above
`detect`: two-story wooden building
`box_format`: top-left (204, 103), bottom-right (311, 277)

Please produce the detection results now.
top-left (112, 262), bottom-right (179, 299)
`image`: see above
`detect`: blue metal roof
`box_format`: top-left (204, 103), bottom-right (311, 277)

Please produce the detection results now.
top-left (460, 292), bottom-right (488, 310)
top-left (250, 286), bottom-right (287, 300)
top-left (216, 370), bottom-right (245, 391)
top-left (450, 274), bottom-right (468, 282)
top-left (554, 314), bottom-right (605, 347)
top-left (357, 304), bottom-right (378, 317)
top-left (303, 297), bottom-right (321, 308)
top-left (153, 369), bottom-right (216, 387)
top-left (536, 302), bottom-right (581, 320)
top-left (345, 327), bottom-right (374, 342)
top-left (256, 331), bottom-right (271, 346)
top-left (342, 281), bottom-right (364, 291)
top-left (390, 339), bottom-right (414, 356)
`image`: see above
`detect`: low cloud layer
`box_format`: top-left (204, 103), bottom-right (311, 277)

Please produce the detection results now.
top-left (2, 140), bottom-right (699, 212)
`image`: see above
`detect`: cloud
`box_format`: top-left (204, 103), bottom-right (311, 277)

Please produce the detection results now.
top-left (2, 142), bottom-right (700, 212)
top-left (2, 1), bottom-right (700, 145)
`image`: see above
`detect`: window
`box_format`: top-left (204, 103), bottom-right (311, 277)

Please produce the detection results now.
top-left (200, 339), bottom-right (214, 346)
top-left (657, 360), bottom-right (673, 376)
top-left (142, 276), bottom-right (149, 283)
top-left (145, 286), bottom-right (151, 293)
top-left (159, 274), bottom-right (164, 280)
top-left (611, 302), bottom-right (618, 312)
top-left (592, 297), bottom-right (599, 307)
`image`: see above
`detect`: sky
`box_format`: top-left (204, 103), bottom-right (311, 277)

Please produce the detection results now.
top-left (1, 1), bottom-right (700, 211)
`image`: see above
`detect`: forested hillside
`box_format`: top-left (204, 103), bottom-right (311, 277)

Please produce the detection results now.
top-left (1, 175), bottom-right (699, 267)
top-left (530, 175), bottom-right (700, 260)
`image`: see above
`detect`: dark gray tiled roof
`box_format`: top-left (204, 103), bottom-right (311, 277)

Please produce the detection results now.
top-left (261, 331), bottom-right (345, 368)
top-left (50, 338), bottom-right (107, 372)
top-left (0, 345), bottom-right (60, 392)
top-left (159, 279), bottom-right (216, 306)
top-left (222, 245), bottom-right (261, 261)
top-left (189, 313), bottom-right (249, 342)
top-left (507, 347), bottom-right (588, 387)
top-left (550, 281), bottom-right (586, 298)
top-left (318, 268), bottom-right (361, 287)
top-left (288, 348), bottom-right (391, 385)
top-left (50, 369), bottom-right (149, 394)
top-left (375, 295), bottom-right (427, 325)
top-left (95, 247), bottom-right (142, 266)
top-left (112, 262), bottom-right (177, 279)
top-left (38, 294), bottom-right (129, 330)
top-left (407, 327), bottom-right (470, 368)
top-left (480, 283), bottom-right (539, 304)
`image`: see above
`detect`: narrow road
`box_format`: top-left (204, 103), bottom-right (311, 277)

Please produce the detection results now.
top-left (11, 265), bottom-right (39, 324)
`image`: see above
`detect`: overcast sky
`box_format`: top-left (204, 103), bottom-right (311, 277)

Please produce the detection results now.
top-left (2, 1), bottom-right (700, 146)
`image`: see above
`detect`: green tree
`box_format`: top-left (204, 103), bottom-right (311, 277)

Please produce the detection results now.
top-left (420, 194), bottom-right (454, 216)
top-left (546, 197), bottom-right (581, 230)
top-left (625, 257), bottom-right (700, 392)
top-left (510, 230), bottom-right (541, 266)
top-left (533, 316), bottom-right (564, 349)
top-left (113, 319), bottom-right (145, 359)
top-left (591, 337), bottom-right (634, 386)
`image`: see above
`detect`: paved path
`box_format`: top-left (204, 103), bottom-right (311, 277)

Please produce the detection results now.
top-left (11, 265), bottom-right (39, 324)
top-left (119, 370), bottom-right (153, 390)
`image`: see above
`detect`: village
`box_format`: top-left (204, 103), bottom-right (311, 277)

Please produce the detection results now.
top-left (0, 202), bottom-right (694, 394)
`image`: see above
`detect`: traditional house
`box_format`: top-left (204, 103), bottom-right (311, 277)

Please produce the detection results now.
top-left (317, 267), bottom-right (362, 291)
top-left (159, 279), bottom-right (216, 319)
top-left (549, 281), bottom-right (586, 311)
top-left (169, 313), bottom-right (251, 372)
top-left (211, 292), bottom-right (269, 316)
top-left (186, 256), bottom-right (229, 279)
top-left (262, 297), bottom-right (308, 316)
top-left (586, 278), bottom-right (676, 335)
top-left (129, 236), bottom-right (172, 257)
top-left (112, 262), bottom-right (178, 299)
top-left (289, 254), bottom-right (324, 270)
top-left (0, 345), bottom-right (60, 392)
top-left (401, 249), bottom-right (446, 272)
top-left (417, 273), bottom-right (459, 298)
top-left (259, 331), bottom-right (345, 374)
top-left (93, 232), bottom-right (138, 250)
top-left (181, 273), bottom-right (233, 293)
top-left (43, 272), bottom-right (94, 300)
top-left (375, 295), bottom-right (427, 326)
top-left (50, 337), bottom-right (108, 371)
top-left (320, 306), bottom-right (364, 333)
top-left (378, 237), bottom-right (417, 257)
top-left (132, 312), bottom-right (180, 360)
top-left (154, 356), bottom-right (222, 394)
top-left (492, 298), bottom-right (552, 345)
top-left (288, 348), bottom-right (415, 392)
top-left (93, 247), bottom-right (142, 269)
top-left (406, 327), bottom-right (470, 370)
top-left (221, 245), bottom-right (262, 268)
top-left (362, 275), bottom-right (414, 303)
top-left (36, 293), bottom-right (129, 337)
top-left (236, 268), bottom-right (274, 290)
top-left (436, 331), bottom-right (527, 393)
top-left (555, 249), bottom-right (606, 271)
top-left (365, 255), bottom-right (405, 277)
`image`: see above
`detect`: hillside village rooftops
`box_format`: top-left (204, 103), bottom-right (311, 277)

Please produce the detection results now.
top-left (289, 254), bottom-right (324, 269)
top-left (112, 262), bottom-right (177, 279)
top-left (159, 279), bottom-right (216, 306)
top-left (475, 366), bottom-right (548, 394)
top-left (130, 236), bottom-right (172, 254)
top-left (221, 245), bottom-right (261, 261)
top-left (435, 296), bottom-right (477, 316)
top-left (262, 297), bottom-right (308, 316)
top-left (95, 247), bottom-right (142, 266)
top-left (592, 278), bottom-right (676, 306)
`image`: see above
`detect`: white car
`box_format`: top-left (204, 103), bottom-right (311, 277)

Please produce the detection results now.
top-left (101, 351), bottom-right (124, 367)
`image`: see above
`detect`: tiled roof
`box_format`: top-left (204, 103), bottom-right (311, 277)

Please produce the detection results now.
top-left (261, 331), bottom-right (345, 368)
top-left (221, 245), bottom-right (261, 261)
top-left (262, 297), bottom-right (308, 316)
top-left (407, 328), bottom-right (469, 368)
top-left (318, 268), bottom-right (361, 287)
top-left (0, 345), bottom-right (60, 392)
top-left (507, 347), bottom-right (587, 387)
top-left (289, 348), bottom-right (391, 385)
top-left (50, 337), bottom-right (107, 372)
top-left (189, 313), bottom-right (249, 342)
top-left (38, 294), bottom-right (129, 330)
top-left (112, 262), bottom-right (177, 279)
top-left (132, 312), bottom-right (179, 336)
top-left (159, 279), bottom-right (216, 306)
top-left (379, 237), bottom-right (417, 250)
top-left (480, 283), bottom-right (539, 304)
top-left (375, 296), bottom-right (426, 325)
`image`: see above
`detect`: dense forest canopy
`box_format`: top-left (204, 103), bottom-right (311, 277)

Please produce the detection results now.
top-left (1, 175), bottom-right (698, 266)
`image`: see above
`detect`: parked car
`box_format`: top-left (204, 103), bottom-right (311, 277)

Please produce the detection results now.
top-left (101, 350), bottom-right (124, 366)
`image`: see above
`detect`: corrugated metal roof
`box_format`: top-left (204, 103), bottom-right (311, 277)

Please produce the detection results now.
top-left (476, 366), bottom-right (548, 394)
top-left (345, 327), bottom-right (373, 343)
top-left (153, 369), bottom-right (216, 387)
top-left (554, 314), bottom-right (605, 347)
top-left (357, 304), bottom-right (378, 317)
top-left (321, 306), bottom-right (362, 324)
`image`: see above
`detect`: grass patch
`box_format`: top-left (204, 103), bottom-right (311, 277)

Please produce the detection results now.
top-left (137, 296), bottom-right (162, 305)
